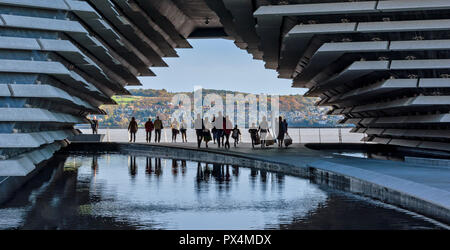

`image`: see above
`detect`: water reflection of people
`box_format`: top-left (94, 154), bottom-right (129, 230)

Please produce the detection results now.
top-left (91, 155), bottom-right (98, 175)
top-left (260, 170), bottom-right (267, 182)
top-left (129, 156), bottom-right (137, 177)
top-left (224, 165), bottom-right (230, 182)
top-left (145, 157), bottom-right (153, 175)
top-left (204, 163), bottom-right (211, 181)
top-left (196, 162), bottom-right (204, 183)
top-left (250, 169), bottom-right (258, 190)
top-left (250, 169), bottom-right (258, 178)
top-left (212, 163), bottom-right (222, 182)
top-left (181, 160), bottom-right (186, 175)
top-left (154, 158), bottom-right (162, 176)
top-left (232, 166), bottom-right (239, 177)
top-left (276, 173), bottom-right (285, 191)
top-left (172, 159), bottom-right (178, 176)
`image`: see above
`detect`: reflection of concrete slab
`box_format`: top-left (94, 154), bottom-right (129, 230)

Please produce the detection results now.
top-left (69, 134), bottom-right (104, 142)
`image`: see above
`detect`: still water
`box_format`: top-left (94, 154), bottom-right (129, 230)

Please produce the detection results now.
top-left (0, 153), bottom-right (446, 230)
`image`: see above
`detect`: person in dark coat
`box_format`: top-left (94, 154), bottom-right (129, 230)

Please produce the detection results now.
top-left (231, 125), bottom-right (241, 147)
top-left (214, 112), bottom-right (224, 148)
top-left (91, 118), bottom-right (99, 134)
top-left (212, 115), bottom-right (217, 144)
top-left (194, 114), bottom-right (204, 148)
top-left (144, 118), bottom-right (154, 143)
top-left (248, 123), bottom-right (259, 149)
top-left (277, 116), bottom-right (286, 148)
top-left (224, 116), bottom-right (232, 149)
top-left (153, 116), bottom-right (163, 143)
top-left (128, 117), bottom-right (138, 143)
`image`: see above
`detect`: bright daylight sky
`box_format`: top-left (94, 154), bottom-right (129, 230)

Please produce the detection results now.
top-left (130, 38), bottom-right (307, 95)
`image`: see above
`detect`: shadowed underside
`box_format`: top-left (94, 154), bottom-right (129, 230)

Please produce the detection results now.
top-left (0, 0), bottom-right (449, 176)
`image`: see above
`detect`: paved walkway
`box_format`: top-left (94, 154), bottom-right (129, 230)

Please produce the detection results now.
top-left (130, 141), bottom-right (450, 213)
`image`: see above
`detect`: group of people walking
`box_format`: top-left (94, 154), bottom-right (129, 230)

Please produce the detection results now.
top-left (248, 116), bottom-right (289, 149)
top-left (194, 112), bottom-right (242, 149)
top-left (128, 116), bottom-right (163, 143)
top-left (126, 115), bottom-right (290, 149)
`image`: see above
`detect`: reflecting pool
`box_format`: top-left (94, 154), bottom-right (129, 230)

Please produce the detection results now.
top-left (0, 153), bottom-right (446, 230)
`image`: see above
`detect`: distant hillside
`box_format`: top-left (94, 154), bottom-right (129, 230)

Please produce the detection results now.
top-left (94, 88), bottom-right (344, 128)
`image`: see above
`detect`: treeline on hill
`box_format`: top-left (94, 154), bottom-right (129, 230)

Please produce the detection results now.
top-left (128, 88), bottom-right (317, 110)
top-left (94, 88), bottom-right (343, 128)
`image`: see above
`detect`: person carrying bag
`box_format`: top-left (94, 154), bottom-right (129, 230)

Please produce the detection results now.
top-left (284, 133), bottom-right (293, 147)
top-left (265, 130), bottom-right (276, 146)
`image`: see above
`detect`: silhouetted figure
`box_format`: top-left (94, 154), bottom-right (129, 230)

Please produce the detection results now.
top-left (154, 116), bottom-right (162, 143)
top-left (259, 116), bottom-right (269, 148)
top-left (171, 118), bottom-right (179, 142)
top-left (214, 112), bottom-right (224, 148)
top-left (203, 117), bottom-right (212, 148)
top-left (211, 115), bottom-right (217, 144)
top-left (248, 123), bottom-right (259, 149)
top-left (91, 118), bottom-right (99, 134)
top-left (145, 118), bottom-right (154, 143)
top-left (231, 125), bottom-right (241, 147)
top-left (128, 117), bottom-right (138, 143)
top-left (194, 114), bottom-right (204, 148)
top-left (276, 116), bottom-right (286, 148)
top-left (283, 118), bottom-right (289, 147)
top-left (180, 119), bottom-right (187, 143)
top-left (224, 116), bottom-right (232, 149)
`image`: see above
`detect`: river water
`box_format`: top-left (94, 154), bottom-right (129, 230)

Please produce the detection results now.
top-left (0, 153), bottom-right (446, 230)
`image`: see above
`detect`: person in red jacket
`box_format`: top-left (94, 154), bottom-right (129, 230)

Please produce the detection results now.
top-left (144, 118), bottom-right (154, 143)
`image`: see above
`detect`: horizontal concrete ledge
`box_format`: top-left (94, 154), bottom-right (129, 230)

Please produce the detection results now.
top-left (307, 160), bottom-right (450, 225)
top-left (405, 157), bottom-right (450, 168)
top-left (68, 134), bottom-right (105, 142)
top-left (60, 142), bottom-right (450, 224)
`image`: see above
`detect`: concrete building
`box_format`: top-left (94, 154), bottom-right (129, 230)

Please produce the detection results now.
top-left (0, 0), bottom-right (449, 176)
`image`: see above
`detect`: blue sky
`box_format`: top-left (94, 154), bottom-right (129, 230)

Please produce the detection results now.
top-left (131, 39), bottom-right (307, 95)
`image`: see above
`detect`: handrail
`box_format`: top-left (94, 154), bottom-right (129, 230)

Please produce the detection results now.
top-left (79, 127), bottom-right (366, 144)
